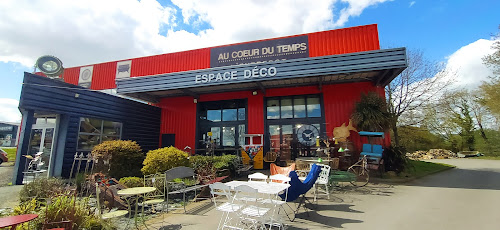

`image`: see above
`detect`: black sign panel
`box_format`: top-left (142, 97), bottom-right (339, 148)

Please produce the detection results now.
top-left (210, 35), bottom-right (309, 67)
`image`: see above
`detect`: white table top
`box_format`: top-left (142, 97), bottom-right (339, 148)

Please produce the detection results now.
top-left (117, 186), bottom-right (156, 196)
top-left (225, 181), bottom-right (290, 195)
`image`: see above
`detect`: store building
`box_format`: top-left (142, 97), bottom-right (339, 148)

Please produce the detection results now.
top-left (14, 24), bottom-right (407, 184)
top-left (0, 122), bottom-right (19, 147)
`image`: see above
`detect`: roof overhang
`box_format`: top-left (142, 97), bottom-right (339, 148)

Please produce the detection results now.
top-left (117, 47), bottom-right (407, 103)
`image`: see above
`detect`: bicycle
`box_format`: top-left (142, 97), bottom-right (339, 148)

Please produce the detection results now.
top-left (346, 155), bottom-right (369, 187)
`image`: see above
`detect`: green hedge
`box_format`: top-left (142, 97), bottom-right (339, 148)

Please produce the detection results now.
top-left (91, 140), bottom-right (144, 179)
top-left (141, 147), bottom-right (189, 175)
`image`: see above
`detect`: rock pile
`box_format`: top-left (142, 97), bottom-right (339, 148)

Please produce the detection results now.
top-left (406, 149), bottom-right (457, 160)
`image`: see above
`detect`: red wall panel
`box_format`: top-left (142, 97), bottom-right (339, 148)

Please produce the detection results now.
top-left (322, 82), bottom-right (388, 153)
top-left (62, 68), bottom-right (79, 85)
top-left (158, 96), bottom-right (197, 150)
top-left (91, 62), bottom-right (117, 90)
top-left (130, 48), bottom-right (211, 78)
top-left (57, 25), bottom-right (379, 90)
top-left (309, 24), bottom-right (380, 57)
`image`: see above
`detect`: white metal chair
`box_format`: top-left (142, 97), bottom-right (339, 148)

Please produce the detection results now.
top-left (248, 172), bottom-right (268, 182)
top-left (232, 185), bottom-right (270, 230)
top-left (209, 182), bottom-right (242, 230)
top-left (314, 164), bottom-right (331, 201)
top-left (262, 175), bottom-right (291, 229)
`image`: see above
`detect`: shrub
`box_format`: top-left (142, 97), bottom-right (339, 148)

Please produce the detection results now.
top-left (40, 195), bottom-right (111, 230)
top-left (189, 155), bottom-right (238, 178)
top-left (351, 92), bottom-right (391, 132)
top-left (119, 177), bottom-right (144, 188)
top-left (141, 147), bottom-right (189, 175)
top-left (91, 140), bottom-right (144, 179)
top-left (19, 177), bottom-right (65, 202)
top-left (214, 155), bottom-right (238, 171)
top-left (383, 146), bottom-right (410, 173)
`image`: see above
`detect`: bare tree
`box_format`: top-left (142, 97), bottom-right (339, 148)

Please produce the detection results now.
top-left (386, 49), bottom-right (454, 147)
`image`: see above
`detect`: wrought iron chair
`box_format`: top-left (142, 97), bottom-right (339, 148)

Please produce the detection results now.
top-left (314, 163), bottom-right (331, 201)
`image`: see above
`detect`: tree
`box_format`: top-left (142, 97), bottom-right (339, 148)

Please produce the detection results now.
top-left (386, 49), bottom-right (453, 147)
top-left (482, 25), bottom-right (500, 75)
top-left (481, 26), bottom-right (500, 119)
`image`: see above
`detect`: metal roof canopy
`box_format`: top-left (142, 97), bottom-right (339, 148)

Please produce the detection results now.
top-left (116, 47), bottom-right (407, 103)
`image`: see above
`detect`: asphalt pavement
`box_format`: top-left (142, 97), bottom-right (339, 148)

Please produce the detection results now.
top-left (149, 158), bottom-right (500, 230)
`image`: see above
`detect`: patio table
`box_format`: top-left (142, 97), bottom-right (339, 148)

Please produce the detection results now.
top-left (224, 181), bottom-right (290, 228)
top-left (0, 214), bottom-right (38, 230)
top-left (117, 186), bottom-right (156, 229)
top-left (225, 181), bottom-right (289, 195)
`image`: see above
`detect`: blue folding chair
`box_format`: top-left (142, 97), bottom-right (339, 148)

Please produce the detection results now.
top-left (279, 163), bottom-right (321, 221)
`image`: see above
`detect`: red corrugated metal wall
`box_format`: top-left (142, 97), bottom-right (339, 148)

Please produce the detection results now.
top-left (309, 24), bottom-right (380, 57)
top-left (322, 82), bottom-right (388, 154)
top-left (58, 24), bottom-right (379, 89)
top-left (160, 91), bottom-right (264, 149)
top-left (158, 96), bottom-right (197, 149)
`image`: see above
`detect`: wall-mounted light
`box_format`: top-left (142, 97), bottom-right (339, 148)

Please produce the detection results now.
top-left (193, 98), bottom-right (198, 104)
top-left (252, 91), bottom-right (258, 96)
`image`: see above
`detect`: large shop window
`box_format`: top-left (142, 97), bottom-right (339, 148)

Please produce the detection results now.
top-left (77, 118), bottom-right (122, 151)
top-left (266, 95), bottom-right (323, 161)
top-left (198, 100), bottom-right (246, 155)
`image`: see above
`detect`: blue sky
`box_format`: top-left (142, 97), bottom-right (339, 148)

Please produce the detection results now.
top-left (0, 0), bottom-right (499, 122)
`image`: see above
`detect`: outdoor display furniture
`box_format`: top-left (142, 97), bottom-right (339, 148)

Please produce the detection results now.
top-left (270, 163), bottom-right (295, 180)
top-left (95, 183), bottom-right (129, 220)
top-left (224, 181), bottom-right (290, 229)
top-left (90, 173), bottom-right (128, 209)
top-left (209, 182), bottom-right (243, 230)
top-left (358, 131), bottom-right (385, 171)
top-left (141, 173), bottom-right (166, 213)
top-left (264, 174), bottom-right (291, 228)
top-left (313, 164), bottom-right (331, 201)
top-left (117, 186), bottom-right (156, 229)
top-left (165, 166), bottom-right (210, 213)
top-left (280, 164), bottom-right (321, 222)
top-left (0, 214), bottom-right (38, 230)
top-left (247, 172), bottom-right (268, 182)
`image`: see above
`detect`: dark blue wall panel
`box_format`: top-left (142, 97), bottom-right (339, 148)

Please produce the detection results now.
top-left (19, 73), bottom-right (161, 178)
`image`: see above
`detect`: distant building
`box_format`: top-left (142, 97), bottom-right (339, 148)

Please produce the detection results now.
top-left (0, 121), bottom-right (19, 147)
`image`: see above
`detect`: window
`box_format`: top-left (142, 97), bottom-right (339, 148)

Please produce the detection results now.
top-left (77, 118), bottom-right (122, 151)
top-left (198, 99), bottom-right (247, 151)
top-left (266, 95), bottom-right (322, 119)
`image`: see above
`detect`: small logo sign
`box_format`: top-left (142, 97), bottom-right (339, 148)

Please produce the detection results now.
top-left (116, 60), bottom-right (132, 79)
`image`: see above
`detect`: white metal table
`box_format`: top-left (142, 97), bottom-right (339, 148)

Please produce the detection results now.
top-left (225, 181), bottom-right (289, 194)
top-left (224, 181), bottom-right (290, 228)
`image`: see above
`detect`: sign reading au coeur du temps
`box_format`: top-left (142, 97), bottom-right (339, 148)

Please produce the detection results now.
top-left (210, 35), bottom-right (309, 67)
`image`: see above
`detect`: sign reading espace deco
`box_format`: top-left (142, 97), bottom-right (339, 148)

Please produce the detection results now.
top-left (195, 66), bottom-right (277, 84)
top-left (210, 35), bottom-right (309, 67)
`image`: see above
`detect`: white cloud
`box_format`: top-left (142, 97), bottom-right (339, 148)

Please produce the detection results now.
top-left (444, 39), bottom-right (497, 89)
top-left (0, 0), bottom-right (390, 68)
top-left (409, 1), bottom-right (416, 7)
top-left (0, 98), bottom-right (21, 122)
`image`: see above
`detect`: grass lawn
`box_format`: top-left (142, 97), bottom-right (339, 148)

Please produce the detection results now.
top-left (379, 160), bottom-right (455, 182)
top-left (477, 155), bottom-right (500, 160)
top-left (1, 147), bottom-right (17, 163)
top-left (406, 160), bottom-right (455, 178)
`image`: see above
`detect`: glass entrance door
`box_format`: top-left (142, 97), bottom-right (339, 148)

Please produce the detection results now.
top-left (26, 117), bottom-right (56, 178)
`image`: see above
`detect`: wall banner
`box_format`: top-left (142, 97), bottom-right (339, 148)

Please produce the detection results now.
top-left (210, 35), bottom-right (309, 68)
